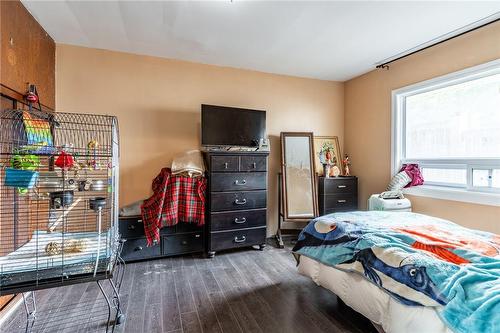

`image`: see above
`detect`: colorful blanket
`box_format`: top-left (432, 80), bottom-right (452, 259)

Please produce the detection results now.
top-left (141, 168), bottom-right (206, 245)
top-left (292, 211), bottom-right (500, 333)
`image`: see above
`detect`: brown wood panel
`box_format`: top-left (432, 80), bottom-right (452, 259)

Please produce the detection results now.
top-left (0, 295), bottom-right (14, 309)
top-left (1, 1), bottom-right (55, 109)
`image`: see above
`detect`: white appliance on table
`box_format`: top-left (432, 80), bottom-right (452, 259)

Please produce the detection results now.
top-left (368, 191), bottom-right (412, 212)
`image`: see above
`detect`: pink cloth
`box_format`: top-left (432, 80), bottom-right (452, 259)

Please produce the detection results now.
top-left (400, 164), bottom-right (424, 187)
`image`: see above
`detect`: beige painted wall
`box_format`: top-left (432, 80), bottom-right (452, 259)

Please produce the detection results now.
top-left (345, 21), bottom-right (500, 234)
top-left (56, 44), bottom-right (344, 236)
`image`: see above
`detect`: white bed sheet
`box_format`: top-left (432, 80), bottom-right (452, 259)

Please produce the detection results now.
top-left (298, 255), bottom-right (453, 333)
top-left (0, 231), bottom-right (111, 274)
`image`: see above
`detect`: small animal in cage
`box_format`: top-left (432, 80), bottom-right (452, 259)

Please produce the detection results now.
top-left (45, 239), bottom-right (88, 256)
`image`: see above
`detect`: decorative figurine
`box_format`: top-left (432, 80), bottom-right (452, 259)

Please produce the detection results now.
top-left (331, 165), bottom-right (341, 177)
top-left (343, 154), bottom-right (351, 176)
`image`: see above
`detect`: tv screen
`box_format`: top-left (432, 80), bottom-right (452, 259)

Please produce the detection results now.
top-left (201, 104), bottom-right (266, 147)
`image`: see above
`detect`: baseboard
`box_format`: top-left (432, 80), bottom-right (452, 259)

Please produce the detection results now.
top-left (0, 294), bottom-right (24, 327)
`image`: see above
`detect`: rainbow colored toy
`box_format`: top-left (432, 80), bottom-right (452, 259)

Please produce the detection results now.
top-left (22, 111), bottom-right (54, 154)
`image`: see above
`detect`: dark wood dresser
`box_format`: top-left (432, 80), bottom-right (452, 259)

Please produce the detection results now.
top-left (119, 216), bottom-right (204, 262)
top-left (318, 176), bottom-right (358, 215)
top-left (205, 151), bottom-right (269, 258)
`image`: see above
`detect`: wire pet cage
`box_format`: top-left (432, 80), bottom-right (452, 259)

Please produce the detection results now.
top-left (0, 108), bottom-right (124, 331)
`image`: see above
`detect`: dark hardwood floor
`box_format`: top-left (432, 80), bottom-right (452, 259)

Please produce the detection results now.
top-left (2, 243), bottom-right (376, 333)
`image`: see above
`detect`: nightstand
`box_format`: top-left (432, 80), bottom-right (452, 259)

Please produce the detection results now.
top-left (317, 176), bottom-right (358, 215)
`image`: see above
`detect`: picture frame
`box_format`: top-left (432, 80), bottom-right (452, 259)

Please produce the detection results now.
top-left (313, 136), bottom-right (343, 176)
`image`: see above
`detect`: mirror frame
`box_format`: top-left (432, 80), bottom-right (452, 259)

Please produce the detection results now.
top-left (280, 132), bottom-right (318, 221)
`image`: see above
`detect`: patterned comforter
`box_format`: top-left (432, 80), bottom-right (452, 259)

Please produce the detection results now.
top-left (292, 211), bottom-right (500, 333)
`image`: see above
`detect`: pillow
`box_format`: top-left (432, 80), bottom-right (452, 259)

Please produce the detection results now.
top-left (387, 171), bottom-right (412, 191)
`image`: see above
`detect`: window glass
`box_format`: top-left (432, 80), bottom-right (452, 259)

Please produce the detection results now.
top-left (421, 167), bottom-right (466, 186)
top-left (492, 169), bottom-right (500, 189)
top-left (405, 73), bottom-right (500, 159)
top-left (472, 169), bottom-right (490, 187)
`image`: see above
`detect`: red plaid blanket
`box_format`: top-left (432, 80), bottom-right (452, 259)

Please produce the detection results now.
top-left (141, 168), bottom-right (206, 245)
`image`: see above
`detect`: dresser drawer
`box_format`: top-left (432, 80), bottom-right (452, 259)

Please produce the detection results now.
top-left (320, 177), bottom-right (357, 194)
top-left (210, 227), bottom-right (266, 251)
top-left (160, 223), bottom-right (204, 235)
top-left (321, 194), bottom-right (358, 212)
top-left (211, 155), bottom-right (239, 172)
top-left (121, 237), bottom-right (161, 262)
top-left (210, 208), bottom-right (266, 231)
top-left (162, 232), bottom-right (203, 256)
top-left (210, 172), bottom-right (266, 192)
top-left (240, 155), bottom-right (267, 172)
top-left (211, 191), bottom-right (267, 211)
top-left (119, 216), bottom-right (144, 238)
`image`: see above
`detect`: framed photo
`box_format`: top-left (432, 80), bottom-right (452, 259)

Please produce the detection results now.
top-left (313, 136), bottom-right (343, 176)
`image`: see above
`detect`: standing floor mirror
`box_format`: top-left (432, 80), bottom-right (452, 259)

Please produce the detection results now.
top-left (276, 132), bottom-right (318, 247)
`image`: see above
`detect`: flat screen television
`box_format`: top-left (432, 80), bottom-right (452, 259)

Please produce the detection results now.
top-left (201, 104), bottom-right (266, 147)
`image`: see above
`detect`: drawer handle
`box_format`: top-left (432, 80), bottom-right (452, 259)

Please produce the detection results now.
top-left (234, 179), bottom-right (247, 185)
top-left (337, 199), bottom-right (347, 203)
top-left (252, 162), bottom-right (257, 169)
top-left (234, 236), bottom-right (246, 243)
top-left (337, 185), bottom-right (347, 189)
top-left (235, 198), bottom-right (247, 205)
top-left (234, 217), bottom-right (247, 224)
top-left (127, 225), bottom-right (136, 230)
top-left (224, 162), bottom-right (228, 169)
top-left (134, 246), bottom-right (143, 252)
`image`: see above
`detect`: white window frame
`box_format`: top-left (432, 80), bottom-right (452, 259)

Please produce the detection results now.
top-left (391, 59), bottom-right (500, 206)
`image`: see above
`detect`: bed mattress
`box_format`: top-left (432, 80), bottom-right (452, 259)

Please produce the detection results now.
top-left (298, 255), bottom-right (452, 333)
top-left (0, 231), bottom-right (113, 290)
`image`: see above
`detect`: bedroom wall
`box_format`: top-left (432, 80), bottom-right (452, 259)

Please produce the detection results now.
top-left (344, 21), bottom-right (500, 234)
top-left (55, 44), bottom-right (344, 236)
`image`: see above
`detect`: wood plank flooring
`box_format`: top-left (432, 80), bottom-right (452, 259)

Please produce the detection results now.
top-left (2, 243), bottom-right (376, 333)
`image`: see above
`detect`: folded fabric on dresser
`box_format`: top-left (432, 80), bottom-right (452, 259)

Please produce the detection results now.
top-left (171, 150), bottom-right (205, 178)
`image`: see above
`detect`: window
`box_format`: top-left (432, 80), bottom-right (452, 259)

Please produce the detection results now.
top-left (392, 60), bottom-right (500, 205)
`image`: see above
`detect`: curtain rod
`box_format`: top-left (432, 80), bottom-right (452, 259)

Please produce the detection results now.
top-left (375, 13), bottom-right (500, 69)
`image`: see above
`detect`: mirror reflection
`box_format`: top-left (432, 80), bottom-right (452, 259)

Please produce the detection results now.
top-left (281, 133), bottom-right (317, 219)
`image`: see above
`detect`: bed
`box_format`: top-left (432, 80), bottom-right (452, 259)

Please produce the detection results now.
top-left (292, 211), bottom-right (500, 333)
top-left (0, 231), bottom-right (113, 292)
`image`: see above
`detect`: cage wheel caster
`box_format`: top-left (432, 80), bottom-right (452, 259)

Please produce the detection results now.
top-left (116, 313), bottom-right (125, 325)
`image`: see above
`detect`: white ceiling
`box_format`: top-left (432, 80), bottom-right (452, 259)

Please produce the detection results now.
top-left (22, 1), bottom-right (500, 81)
